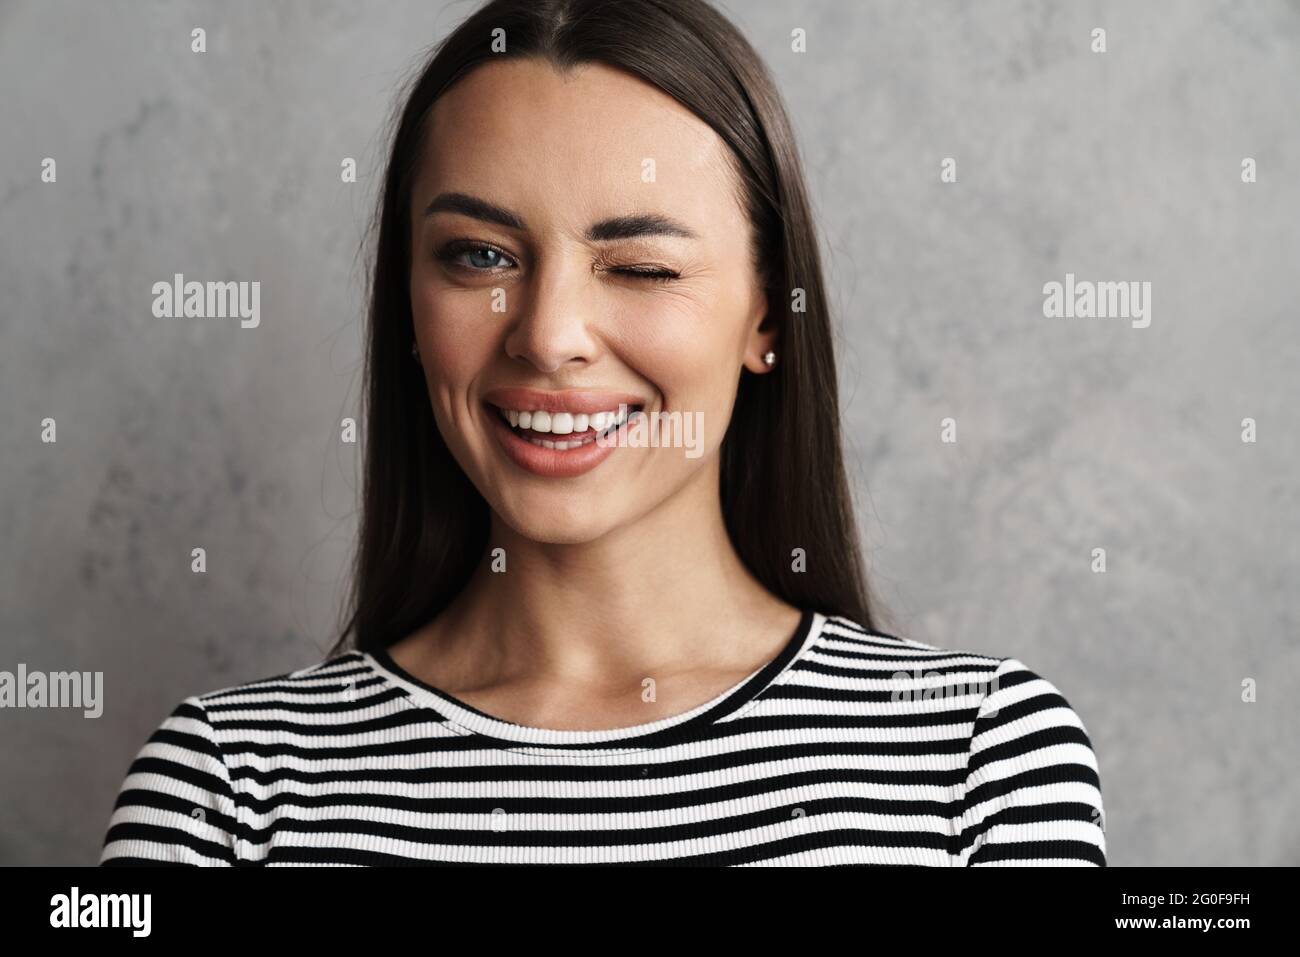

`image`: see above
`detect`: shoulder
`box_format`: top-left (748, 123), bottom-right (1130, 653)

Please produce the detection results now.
top-left (810, 612), bottom-right (1008, 687)
top-left (168, 651), bottom-right (395, 750)
top-left (813, 613), bottom-right (1096, 726)
top-left (122, 651), bottom-right (380, 782)
top-left (813, 613), bottom-right (1106, 864)
top-left (815, 612), bottom-right (1101, 748)
top-left (188, 651), bottom-right (375, 713)
top-left (958, 654), bottom-right (1107, 864)
top-left (100, 652), bottom-right (383, 865)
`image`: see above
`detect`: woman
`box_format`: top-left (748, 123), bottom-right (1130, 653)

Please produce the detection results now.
top-left (101, 0), bottom-right (1105, 866)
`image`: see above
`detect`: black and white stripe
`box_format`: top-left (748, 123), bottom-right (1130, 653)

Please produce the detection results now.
top-left (100, 612), bottom-right (1106, 865)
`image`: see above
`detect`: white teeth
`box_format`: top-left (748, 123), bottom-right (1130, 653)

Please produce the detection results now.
top-left (496, 405), bottom-right (634, 435)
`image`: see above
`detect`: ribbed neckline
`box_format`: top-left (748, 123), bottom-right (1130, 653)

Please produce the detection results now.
top-left (364, 610), bottom-right (821, 750)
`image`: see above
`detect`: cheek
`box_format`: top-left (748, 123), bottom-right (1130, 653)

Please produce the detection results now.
top-left (616, 292), bottom-right (745, 447)
top-left (621, 284), bottom-right (736, 364)
top-left (411, 282), bottom-right (496, 386)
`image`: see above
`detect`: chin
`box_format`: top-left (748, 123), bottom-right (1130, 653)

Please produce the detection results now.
top-left (496, 508), bottom-right (615, 546)
top-left (481, 483), bottom-right (617, 542)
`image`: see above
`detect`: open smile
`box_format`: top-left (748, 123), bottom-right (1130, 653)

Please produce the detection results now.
top-left (481, 388), bottom-right (648, 478)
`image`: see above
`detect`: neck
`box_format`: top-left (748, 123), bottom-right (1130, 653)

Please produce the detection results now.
top-left (398, 465), bottom-right (797, 689)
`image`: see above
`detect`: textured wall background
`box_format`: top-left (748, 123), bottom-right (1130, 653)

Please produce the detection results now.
top-left (1, 0), bottom-right (1296, 866)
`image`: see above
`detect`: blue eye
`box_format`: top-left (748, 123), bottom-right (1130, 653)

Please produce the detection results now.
top-left (438, 242), bottom-right (515, 272)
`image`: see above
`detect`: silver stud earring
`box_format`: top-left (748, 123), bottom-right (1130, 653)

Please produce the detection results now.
top-left (763, 350), bottom-right (776, 367)
top-left (411, 340), bottom-right (420, 363)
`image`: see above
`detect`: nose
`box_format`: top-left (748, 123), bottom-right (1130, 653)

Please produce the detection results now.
top-left (502, 252), bottom-right (600, 373)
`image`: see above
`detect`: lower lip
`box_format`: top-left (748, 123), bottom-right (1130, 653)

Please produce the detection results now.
top-left (486, 405), bottom-right (640, 478)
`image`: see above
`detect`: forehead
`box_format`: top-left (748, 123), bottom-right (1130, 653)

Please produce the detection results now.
top-left (412, 57), bottom-right (742, 230)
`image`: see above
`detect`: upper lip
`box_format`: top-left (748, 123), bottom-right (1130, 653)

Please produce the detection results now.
top-left (482, 387), bottom-right (647, 415)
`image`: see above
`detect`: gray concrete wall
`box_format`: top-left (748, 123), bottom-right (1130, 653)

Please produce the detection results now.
top-left (0, 0), bottom-right (1295, 865)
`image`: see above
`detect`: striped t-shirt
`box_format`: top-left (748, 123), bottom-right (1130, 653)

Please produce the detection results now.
top-left (99, 611), bottom-right (1107, 866)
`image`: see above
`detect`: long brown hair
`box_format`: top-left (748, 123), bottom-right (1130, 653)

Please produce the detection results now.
top-left (333, 0), bottom-right (883, 655)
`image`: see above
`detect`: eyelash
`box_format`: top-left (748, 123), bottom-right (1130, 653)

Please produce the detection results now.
top-left (435, 241), bottom-right (681, 283)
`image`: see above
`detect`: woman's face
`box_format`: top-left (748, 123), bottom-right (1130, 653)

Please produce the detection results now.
top-left (408, 57), bottom-right (775, 545)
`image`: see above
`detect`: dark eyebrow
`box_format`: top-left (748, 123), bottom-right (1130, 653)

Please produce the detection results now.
top-left (423, 191), bottom-right (698, 241)
top-left (587, 212), bottom-right (698, 242)
top-left (424, 192), bottom-right (524, 231)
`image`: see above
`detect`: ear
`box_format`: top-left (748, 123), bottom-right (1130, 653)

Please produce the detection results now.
top-left (742, 285), bottom-right (778, 374)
